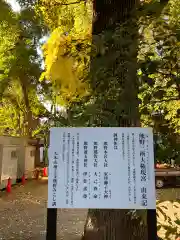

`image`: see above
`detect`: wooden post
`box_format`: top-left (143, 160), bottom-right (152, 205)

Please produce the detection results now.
top-left (46, 208), bottom-right (57, 240)
top-left (147, 209), bottom-right (157, 240)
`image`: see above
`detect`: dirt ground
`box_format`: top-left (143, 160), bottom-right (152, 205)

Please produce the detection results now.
top-left (0, 179), bottom-right (179, 240)
top-left (0, 179), bottom-right (87, 240)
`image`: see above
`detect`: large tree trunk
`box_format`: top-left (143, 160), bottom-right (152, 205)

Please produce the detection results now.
top-left (83, 0), bottom-right (147, 240)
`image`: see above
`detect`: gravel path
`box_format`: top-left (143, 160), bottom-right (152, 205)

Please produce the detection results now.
top-left (0, 180), bottom-right (87, 240)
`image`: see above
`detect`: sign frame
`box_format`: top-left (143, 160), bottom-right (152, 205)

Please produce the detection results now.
top-left (46, 127), bottom-right (157, 240)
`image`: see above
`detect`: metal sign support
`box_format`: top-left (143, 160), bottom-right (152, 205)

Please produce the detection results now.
top-left (46, 208), bottom-right (57, 240)
top-left (147, 209), bottom-right (157, 240)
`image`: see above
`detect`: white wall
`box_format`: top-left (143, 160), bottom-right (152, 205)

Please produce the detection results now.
top-left (24, 146), bottom-right (35, 178)
top-left (0, 146), bottom-right (18, 189)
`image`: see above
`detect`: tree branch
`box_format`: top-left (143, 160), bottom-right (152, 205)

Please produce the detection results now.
top-left (151, 97), bottom-right (179, 103)
top-left (42, 0), bottom-right (85, 7)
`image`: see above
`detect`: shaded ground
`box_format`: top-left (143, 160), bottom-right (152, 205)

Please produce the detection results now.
top-left (0, 180), bottom-right (87, 240)
top-left (156, 187), bottom-right (180, 240)
top-left (157, 186), bottom-right (180, 201)
top-left (157, 200), bottom-right (180, 240)
top-left (0, 180), bottom-right (179, 240)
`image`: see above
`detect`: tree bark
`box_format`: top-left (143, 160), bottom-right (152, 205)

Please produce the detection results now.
top-left (20, 76), bottom-right (33, 137)
top-left (83, 0), bottom-right (147, 240)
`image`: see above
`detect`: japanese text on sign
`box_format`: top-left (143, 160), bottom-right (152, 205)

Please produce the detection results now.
top-left (48, 127), bottom-right (155, 209)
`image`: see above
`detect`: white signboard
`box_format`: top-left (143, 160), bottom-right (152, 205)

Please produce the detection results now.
top-left (48, 127), bottom-right (156, 209)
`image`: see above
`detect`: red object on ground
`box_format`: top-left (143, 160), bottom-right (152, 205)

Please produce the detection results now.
top-left (22, 174), bottom-right (25, 185)
top-left (43, 167), bottom-right (47, 177)
top-left (6, 178), bottom-right (11, 193)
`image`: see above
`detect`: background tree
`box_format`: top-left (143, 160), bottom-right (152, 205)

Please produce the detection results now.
top-left (0, 0), bottom-right (48, 137)
top-left (139, 0), bottom-right (180, 164)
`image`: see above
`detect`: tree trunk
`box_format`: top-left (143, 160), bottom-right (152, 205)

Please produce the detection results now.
top-left (83, 0), bottom-right (147, 240)
top-left (20, 76), bottom-right (33, 137)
